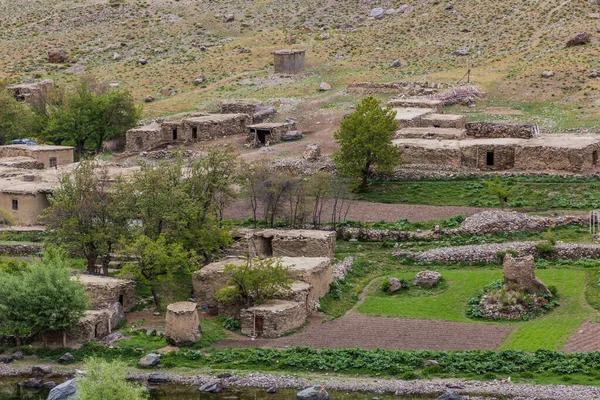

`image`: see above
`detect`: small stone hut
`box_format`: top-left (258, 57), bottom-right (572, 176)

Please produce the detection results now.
top-left (0, 145), bottom-right (74, 169)
top-left (273, 49), bottom-right (306, 74)
top-left (165, 301), bottom-right (202, 346)
top-left (240, 300), bottom-right (306, 338)
top-left (249, 229), bottom-right (336, 259)
top-left (247, 122), bottom-right (294, 146)
top-left (76, 274), bottom-right (136, 312)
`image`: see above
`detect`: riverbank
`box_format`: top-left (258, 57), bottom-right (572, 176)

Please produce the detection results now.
top-left (3, 364), bottom-right (600, 400)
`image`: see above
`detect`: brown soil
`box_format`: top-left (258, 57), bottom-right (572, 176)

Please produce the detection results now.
top-left (212, 314), bottom-right (513, 351)
top-left (563, 321), bottom-right (600, 352)
top-left (126, 310), bottom-right (167, 331)
top-left (484, 107), bottom-right (524, 115)
top-left (225, 198), bottom-right (490, 223)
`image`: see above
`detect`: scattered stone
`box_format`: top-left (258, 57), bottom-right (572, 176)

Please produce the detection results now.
top-left (153, 311), bottom-right (161, 316)
top-left (424, 360), bottom-right (440, 367)
top-left (58, 353), bottom-right (75, 363)
top-left (20, 378), bottom-right (43, 389)
top-left (199, 381), bottom-right (223, 393)
top-left (0, 356), bottom-right (13, 364)
top-left (454, 48), bottom-right (469, 56)
top-left (541, 70), bottom-right (555, 78)
top-left (589, 70), bottom-right (600, 78)
top-left (398, 4), bottom-right (409, 13)
top-left (101, 331), bottom-right (127, 345)
top-left (461, 28), bottom-right (471, 32)
top-left (566, 32), bottom-right (591, 47)
top-left (223, 13), bottom-right (235, 23)
top-left (282, 131), bottom-right (302, 141)
top-left (12, 351), bottom-right (23, 360)
top-left (113, 52), bottom-right (121, 60)
top-left (445, 3), bottom-right (453, 10)
top-left (109, 82), bottom-right (119, 88)
top-left (47, 379), bottom-right (77, 400)
top-left (236, 47), bottom-right (251, 54)
top-left (137, 59), bottom-right (148, 65)
top-left (138, 353), bottom-right (160, 368)
top-left (390, 59), bottom-right (402, 68)
top-left (43, 382), bottom-right (57, 389)
top-left (297, 386), bottom-right (330, 400)
top-left (48, 50), bottom-right (67, 63)
top-left (267, 387), bottom-right (277, 394)
top-left (412, 271), bottom-right (442, 287)
top-left (319, 82), bottom-right (332, 91)
top-left (194, 75), bottom-right (206, 85)
top-left (287, 36), bottom-right (297, 44)
top-left (388, 277), bottom-right (403, 292)
top-left (217, 372), bottom-right (233, 378)
top-left (436, 392), bottom-right (463, 400)
top-left (32, 365), bottom-right (52, 376)
top-left (370, 8), bottom-right (385, 19)
top-left (159, 87), bottom-right (174, 96)
top-left (319, 33), bottom-right (330, 40)
top-left (446, 383), bottom-right (465, 389)
top-left (144, 95), bottom-right (155, 103)
top-left (148, 373), bottom-right (171, 383)
top-left (385, 8), bottom-right (397, 16)
top-left (590, 13), bottom-right (600, 19)
top-left (333, 256), bottom-right (354, 281)
top-left (303, 144), bottom-right (321, 160)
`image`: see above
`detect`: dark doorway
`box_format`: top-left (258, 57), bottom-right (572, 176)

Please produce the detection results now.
top-left (255, 316), bottom-right (264, 336)
top-left (256, 129), bottom-right (270, 144)
top-left (486, 151), bottom-right (494, 166)
top-left (594, 150), bottom-right (598, 166)
top-left (192, 127), bottom-right (198, 140)
top-left (118, 294), bottom-right (124, 306)
top-left (256, 236), bottom-right (273, 256)
top-left (172, 128), bottom-right (178, 140)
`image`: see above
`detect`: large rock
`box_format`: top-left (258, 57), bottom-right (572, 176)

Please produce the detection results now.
top-left (541, 70), bottom-right (555, 78)
top-left (58, 353), bottom-right (75, 363)
top-left (319, 82), bottom-right (332, 91)
top-left (412, 271), bottom-right (442, 287)
top-left (398, 4), bottom-right (409, 13)
top-left (454, 48), bottom-right (469, 56)
top-left (12, 351), bottom-right (23, 360)
top-left (48, 50), bottom-right (67, 63)
top-left (32, 365), bottom-right (52, 376)
top-left (138, 353), bottom-right (160, 368)
top-left (297, 386), bottom-right (330, 400)
top-left (20, 378), bottom-right (43, 389)
top-left (566, 32), bottom-right (591, 47)
top-left (282, 131), bottom-right (302, 141)
top-left (388, 277), bottom-right (402, 292)
top-left (47, 378), bottom-right (77, 400)
top-left (303, 144), bottom-right (321, 160)
top-left (502, 254), bottom-right (549, 294)
top-left (370, 8), bottom-right (385, 19)
top-left (223, 13), bottom-right (235, 22)
top-left (199, 381), bottom-right (222, 393)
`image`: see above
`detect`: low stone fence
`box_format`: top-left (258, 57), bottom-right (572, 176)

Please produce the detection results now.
top-left (466, 122), bottom-right (540, 139)
top-left (394, 242), bottom-right (600, 263)
top-left (347, 81), bottom-right (450, 95)
top-left (0, 243), bottom-right (43, 255)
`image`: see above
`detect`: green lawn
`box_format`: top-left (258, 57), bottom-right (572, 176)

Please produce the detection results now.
top-left (357, 269), bottom-right (597, 351)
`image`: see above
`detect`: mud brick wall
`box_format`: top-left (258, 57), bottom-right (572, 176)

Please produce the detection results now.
top-left (466, 122), bottom-right (537, 139)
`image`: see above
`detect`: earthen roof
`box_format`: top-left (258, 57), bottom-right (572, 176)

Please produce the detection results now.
top-left (1, 144), bottom-right (74, 152)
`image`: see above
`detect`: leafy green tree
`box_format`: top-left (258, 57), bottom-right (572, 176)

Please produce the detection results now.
top-left (216, 257), bottom-right (292, 308)
top-left (0, 268), bottom-right (30, 350)
top-left (44, 77), bottom-right (140, 155)
top-left (332, 96), bottom-right (401, 191)
top-left (75, 358), bottom-right (148, 400)
top-left (0, 85), bottom-right (35, 145)
top-left (25, 248), bottom-right (89, 348)
top-left (0, 208), bottom-right (15, 227)
top-left (120, 235), bottom-right (190, 311)
top-left (44, 160), bottom-right (128, 274)
top-left (484, 176), bottom-right (518, 209)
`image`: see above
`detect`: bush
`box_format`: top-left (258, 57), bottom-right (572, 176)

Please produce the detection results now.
top-left (401, 371), bottom-right (419, 380)
top-left (536, 241), bottom-right (557, 257)
top-left (216, 317), bottom-right (241, 331)
top-left (482, 371), bottom-right (496, 380)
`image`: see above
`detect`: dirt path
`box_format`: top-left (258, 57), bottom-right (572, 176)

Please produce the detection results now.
top-left (224, 199), bottom-right (490, 223)
top-left (562, 321), bottom-right (600, 352)
top-left (212, 315), bottom-right (513, 351)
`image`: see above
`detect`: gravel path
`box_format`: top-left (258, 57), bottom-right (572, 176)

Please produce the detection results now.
top-left (224, 199), bottom-right (490, 223)
top-left (563, 321), bottom-right (600, 352)
top-left (212, 315), bottom-right (513, 351)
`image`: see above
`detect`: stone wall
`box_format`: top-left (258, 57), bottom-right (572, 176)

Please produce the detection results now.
top-left (514, 145), bottom-right (600, 172)
top-left (76, 275), bottom-right (136, 312)
top-left (348, 82), bottom-right (450, 95)
top-left (0, 242), bottom-right (43, 255)
top-left (249, 229), bottom-right (336, 259)
top-left (466, 122), bottom-right (539, 139)
top-left (396, 144), bottom-right (462, 167)
top-left (240, 299), bottom-right (307, 338)
top-left (460, 144), bottom-right (516, 171)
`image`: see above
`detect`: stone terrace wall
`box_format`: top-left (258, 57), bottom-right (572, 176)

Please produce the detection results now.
top-left (394, 242), bottom-right (600, 263)
top-left (466, 122), bottom-right (539, 139)
top-left (348, 82), bottom-right (451, 95)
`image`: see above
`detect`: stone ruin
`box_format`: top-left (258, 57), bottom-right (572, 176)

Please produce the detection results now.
top-left (220, 99), bottom-right (276, 123)
top-left (76, 274), bottom-right (136, 312)
top-left (502, 254), bottom-right (549, 294)
top-left (240, 299), bottom-right (307, 338)
top-left (7, 80), bottom-right (54, 102)
top-left (247, 229), bottom-right (336, 259)
top-left (348, 81), bottom-right (451, 95)
top-left (247, 122), bottom-right (295, 147)
top-left (165, 301), bottom-right (202, 346)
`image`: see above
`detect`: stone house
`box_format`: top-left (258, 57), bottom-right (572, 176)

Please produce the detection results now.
top-left (0, 145), bottom-right (74, 169)
top-left (247, 122), bottom-right (295, 146)
top-left (247, 229), bottom-right (337, 259)
top-left (0, 172), bottom-right (56, 226)
top-left (76, 274), bottom-right (137, 312)
top-left (273, 49), bottom-right (306, 74)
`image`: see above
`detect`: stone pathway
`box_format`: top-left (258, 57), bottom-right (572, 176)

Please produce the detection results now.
top-left (212, 315), bottom-right (513, 351)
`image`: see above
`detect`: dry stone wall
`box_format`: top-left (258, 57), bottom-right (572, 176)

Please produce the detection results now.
top-left (466, 122), bottom-right (539, 139)
top-left (348, 82), bottom-right (451, 95)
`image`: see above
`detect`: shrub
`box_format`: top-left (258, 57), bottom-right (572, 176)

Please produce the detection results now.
top-left (216, 317), bottom-right (241, 331)
top-left (535, 241), bottom-right (557, 257)
top-left (482, 371), bottom-right (496, 380)
top-left (401, 371), bottom-right (419, 380)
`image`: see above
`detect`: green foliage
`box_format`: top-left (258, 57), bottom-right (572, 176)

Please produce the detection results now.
top-left (44, 77), bottom-right (140, 154)
top-left (320, 257), bottom-right (370, 317)
top-left (380, 277), bottom-right (410, 294)
top-left (215, 257), bottom-right (292, 308)
top-left (332, 96), bottom-right (401, 191)
top-left (75, 358), bottom-right (148, 400)
top-left (0, 86), bottom-right (35, 145)
top-left (0, 208), bottom-right (15, 227)
top-left (120, 235), bottom-right (190, 311)
top-left (484, 176), bottom-right (518, 209)
top-left (216, 316), bottom-right (241, 331)
top-left (535, 241), bottom-right (557, 257)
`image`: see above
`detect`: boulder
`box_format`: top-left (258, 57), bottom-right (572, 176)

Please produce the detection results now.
top-left (454, 48), bottom-right (469, 56)
top-left (445, 3), bottom-right (453, 9)
top-left (48, 50), bottom-right (67, 63)
top-left (319, 82), bottom-right (332, 91)
top-left (138, 353), bottom-right (160, 368)
top-left (113, 52), bottom-right (122, 60)
top-left (148, 373), bottom-right (170, 383)
top-left (297, 386), bottom-right (330, 400)
top-left (390, 59), bottom-right (402, 68)
top-left (217, 372), bottom-right (232, 378)
top-left (101, 331), bottom-right (126, 345)
top-left (21, 378), bottom-right (43, 389)
top-left (398, 5), bottom-right (409, 13)
top-left (589, 70), bottom-right (600, 78)
top-left (144, 95), bottom-right (155, 103)
top-left (199, 381), bottom-right (223, 393)
top-left (32, 365), bottom-right (52, 376)
top-left (436, 391), bottom-right (464, 400)
top-left (282, 131), bottom-right (302, 141)
top-left (424, 359), bottom-right (440, 367)
top-left (303, 144), bottom-right (321, 160)
top-left (223, 13), bottom-right (235, 23)
top-left (58, 353), bottom-right (75, 363)
top-left (566, 32), bottom-right (591, 47)
top-left (370, 8), bottom-right (385, 19)
top-left (412, 271), bottom-right (442, 287)
top-left (0, 356), bottom-right (13, 364)
top-left (541, 71), bottom-right (555, 78)
top-left (12, 351), bottom-right (23, 360)
top-left (47, 378), bottom-right (77, 400)
top-left (385, 8), bottom-right (398, 16)
top-left (194, 75), bottom-right (206, 85)
top-left (137, 59), bottom-right (148, 65)
top-left (388, 277), bottom-right (402, 292)
top-left (267, 387), bottom-right (277, 394)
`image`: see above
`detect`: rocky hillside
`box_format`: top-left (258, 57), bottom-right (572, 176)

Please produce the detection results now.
top-left (1, 0), bottom-right (599, 123)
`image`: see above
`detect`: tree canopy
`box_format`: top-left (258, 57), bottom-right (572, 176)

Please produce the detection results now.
top-left (0, 84), bottom-right (35, 145)
top-left (75, 358), bottom-right (148, 400)
top-left (332, 96), bottom-right (401, 191)
top-left (44, 77), bottom-right (140, 155)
